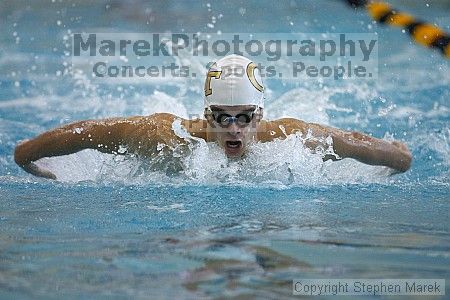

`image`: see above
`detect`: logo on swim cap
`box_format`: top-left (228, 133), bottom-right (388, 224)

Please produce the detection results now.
top-left (204, 55), bottom-right (264, 108)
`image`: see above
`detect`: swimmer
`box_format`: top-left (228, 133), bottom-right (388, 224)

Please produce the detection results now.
top-left (14, 55), bottom-right (412, 179)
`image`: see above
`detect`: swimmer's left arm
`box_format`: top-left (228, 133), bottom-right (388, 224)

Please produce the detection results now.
top-left (326, 128), bottom-right (412, 172)
top-left (267, 119), bottom-right (412, 172)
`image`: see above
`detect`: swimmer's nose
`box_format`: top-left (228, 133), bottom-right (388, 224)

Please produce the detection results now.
top-left (227, 123), bottom-right (241, 136)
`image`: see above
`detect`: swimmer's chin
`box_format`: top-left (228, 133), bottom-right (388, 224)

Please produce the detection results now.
top-left (225, 151), bottom-right (244, 158)
top-left (222, 147), bottom-right (245, 158)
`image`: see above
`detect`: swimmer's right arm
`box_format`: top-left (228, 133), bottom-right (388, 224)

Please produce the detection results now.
top-left (14, 116), bottom-right (148, 179)
top-left (265, 118), bottom-right (412, 172)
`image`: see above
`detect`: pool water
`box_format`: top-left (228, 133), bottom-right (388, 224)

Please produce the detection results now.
top-left (0, 0), bottom-right (449, 298)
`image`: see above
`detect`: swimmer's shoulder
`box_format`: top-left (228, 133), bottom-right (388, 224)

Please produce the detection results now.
top-left (131, 112), bottom-right (206, 140)
top-left (258, 118), bottom-right (308, 142)
top-left (113, 113), bottom-right (186, 155)
top-left (116, 113), bottom-right (177, 136)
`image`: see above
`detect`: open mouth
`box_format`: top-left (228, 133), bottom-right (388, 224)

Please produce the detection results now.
top-left (225, 140), bottom-right (242, 149)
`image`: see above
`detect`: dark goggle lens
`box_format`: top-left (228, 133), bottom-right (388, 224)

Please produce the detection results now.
top-left (214, 112), bottom-right (254, 127)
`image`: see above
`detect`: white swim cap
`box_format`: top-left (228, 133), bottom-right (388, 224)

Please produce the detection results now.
top-left (204, 55), bottom-right (264, 108)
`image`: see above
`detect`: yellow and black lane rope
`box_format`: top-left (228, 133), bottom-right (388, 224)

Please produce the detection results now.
top-left (346, 0), bottom-right (450, 58)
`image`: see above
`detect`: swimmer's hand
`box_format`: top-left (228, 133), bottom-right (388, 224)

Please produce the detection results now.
top-left (14, 139), bottom-right (57, 179)
top-left (389, 141), bottom-right (413, 173)
top-left (20, 162), bottom-right (57, 180)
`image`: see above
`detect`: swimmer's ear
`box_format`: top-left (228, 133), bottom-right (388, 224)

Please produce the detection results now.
top-left (255, 108), bottom-right (263, 121)
top-left (204, 108), bottom-right (214, 123)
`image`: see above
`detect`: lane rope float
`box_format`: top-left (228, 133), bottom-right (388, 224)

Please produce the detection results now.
top-left (345, 0), bottom-right (450, 58)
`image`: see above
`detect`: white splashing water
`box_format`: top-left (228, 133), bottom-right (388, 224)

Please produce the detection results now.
top-left (265, 84), bottom-right (377, 125)
top-left (35, 122), bottom-right (392, 186)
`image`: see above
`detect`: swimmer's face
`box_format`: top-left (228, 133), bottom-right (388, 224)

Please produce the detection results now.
top-left (205, 105), bottom-right (262, 158)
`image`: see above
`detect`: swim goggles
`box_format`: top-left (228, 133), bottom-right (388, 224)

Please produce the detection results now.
top-left (207, 106), bottom-right (258, 128)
